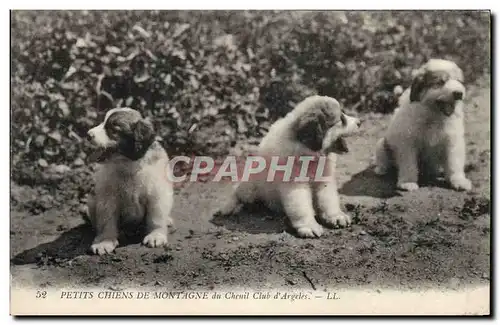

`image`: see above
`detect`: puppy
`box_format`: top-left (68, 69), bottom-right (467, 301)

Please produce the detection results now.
top-left (86, 107), bottom-right (174, 255)
top-left (373, 59), bottom-right (472, 192)
top-left (218, 95), bottom-right (361, 238)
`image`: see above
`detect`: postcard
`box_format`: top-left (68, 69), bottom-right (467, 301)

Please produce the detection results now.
top-left (10, 9), bottom-right (491, 316)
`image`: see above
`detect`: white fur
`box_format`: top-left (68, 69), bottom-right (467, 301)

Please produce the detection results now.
top-left (86, 108), bottom-right (174, 255)
top-left (374, 59), bottom-right (472, 192)
top-left (219, 96), bottom-right (361, 238)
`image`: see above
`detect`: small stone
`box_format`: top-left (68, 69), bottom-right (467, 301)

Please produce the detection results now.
top-left (231, 236), bottom-right (239, 241)
top-left (359, 230), bottom-right (367, 236)
top-left (107, 286), bottom-right (122, 291)
top-left (376, 289), bottom-right (382, 294)
top-left (154, 280), bottom-right (164, 286)
top-left (175, 246), bottom-right (182, 251)
top-left (482, 272), bottom-right (489, 279)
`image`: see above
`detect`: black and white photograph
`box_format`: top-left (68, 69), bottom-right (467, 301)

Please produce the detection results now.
top-left (9, 9), bottom-right (491, 315)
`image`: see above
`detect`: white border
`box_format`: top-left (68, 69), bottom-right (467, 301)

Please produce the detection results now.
top-left (3, 2), bottom-right (496, 323)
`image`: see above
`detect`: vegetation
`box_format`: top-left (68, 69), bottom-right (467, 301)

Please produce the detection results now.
top-left (11, 10), bottom-right (490, 190)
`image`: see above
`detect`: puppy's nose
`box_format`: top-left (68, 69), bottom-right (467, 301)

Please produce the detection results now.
top-left (452, 91), bottom-right (463, 100)
top-left (87, 130), bottom-right (95, 139)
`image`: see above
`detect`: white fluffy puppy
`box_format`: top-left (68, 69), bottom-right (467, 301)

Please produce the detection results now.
top-left (374, 59), bottom-right (472, 192)
top-left (86, 108), bottom-right (174, 255)
top-left (218, 96), bottom-right (361, 238)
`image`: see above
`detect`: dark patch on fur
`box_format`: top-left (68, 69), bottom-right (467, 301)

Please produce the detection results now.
top-left (410, 70), bottom-right (450, 102)
top-left (295, 100), bottom-right (341, 151)
top-left (104, 110), bottom-right (156, 160)
top-left (331, 137), bottom-right (349, 154)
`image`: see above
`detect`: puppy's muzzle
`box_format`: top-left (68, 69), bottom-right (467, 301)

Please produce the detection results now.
top-left (435, 79), bottom-right (465, 116)
top-left (452, 90), bottom-right (463, 101)
top-left (87, 124), bottom-right (113, 148)
top-left (323, 115), bottom-right (362, 154)
top-left (87, 129), bottom-right (100, 146)
top-left (436, 90), bottom-right (465, 116)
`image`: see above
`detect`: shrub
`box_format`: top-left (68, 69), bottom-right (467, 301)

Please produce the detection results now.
top-left (11, 10), bottom-right (490, 188)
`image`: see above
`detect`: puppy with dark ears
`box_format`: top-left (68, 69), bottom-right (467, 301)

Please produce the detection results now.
top-left (295, 100), bottom-right (352, 154)
top-left (86, 108), bottom-right (174, 255)
top-left (409, 67), bottom-right (465, 116)
top-left (374, 59), bottom-right (471, 192)
top-left (218, 96), bottom-right (361, 238)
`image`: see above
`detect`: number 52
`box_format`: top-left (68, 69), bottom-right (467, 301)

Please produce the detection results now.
top-left (36, 291), bottom-right (47, 299)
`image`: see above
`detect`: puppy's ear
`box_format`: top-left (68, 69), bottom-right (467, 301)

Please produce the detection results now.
top-left (295, 111), bottom-right (327, 152)
top-left (118, 118), bottom-right (156, 160)
top-left (409, 74), bottom-right (426, 102)
top-left (132, 119), bottom-right (155, 155)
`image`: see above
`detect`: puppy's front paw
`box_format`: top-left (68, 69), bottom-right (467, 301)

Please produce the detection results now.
top-left (294, 222), bottom-right (324, 238)
top-left (143, 231), bottom-right (168, 248)
top-left (319, 211), bottom-right (351, 228)
top-left (397, 182), bottom-right (419, 191)
top-left (449, 175), bottom-right (472, 191)
top-left (91, 240), bottom-right (118, 255)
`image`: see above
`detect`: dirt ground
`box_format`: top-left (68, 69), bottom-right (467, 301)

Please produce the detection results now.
top-left (10, 77), bottom-right (491, 293)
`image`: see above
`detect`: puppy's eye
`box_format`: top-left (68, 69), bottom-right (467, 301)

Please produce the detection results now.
top-left (105, 123), bottom-right (122, 135)
top-left (434, 79), bottom-right (446, 87)
top-left (428, 73), bottom-right (448, 88)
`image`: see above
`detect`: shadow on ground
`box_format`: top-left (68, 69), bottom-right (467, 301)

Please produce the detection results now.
top-left (210, 203), bottom-right (286, 235)
top-left (340, 167), bottom-right (400, 198)
top-left (11, 225), bottom-right (94, 266)
top-left (340, 164), bottom-right (463, 198)
top-left (10, 223), bottom-right (159, 266)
